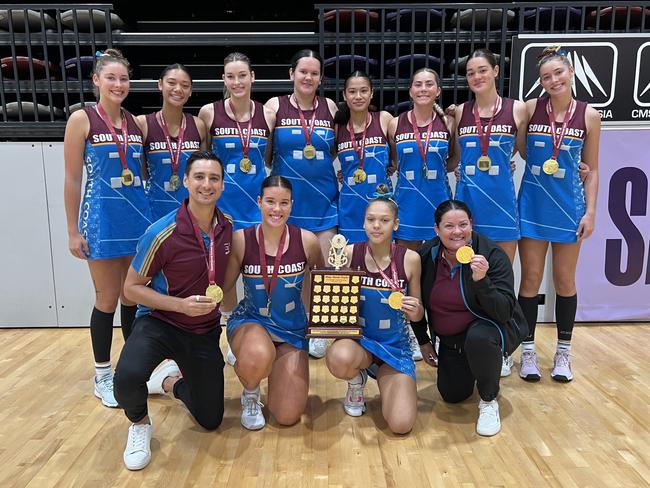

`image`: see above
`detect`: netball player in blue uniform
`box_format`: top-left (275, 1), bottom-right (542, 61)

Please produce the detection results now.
top-left (390, 67), bottom-right (457, 251)
top-left (325, 186), bottom-right (424, 434)
top-left (335, 71), bottom-right (393, 243)
top-left (199, 52), bottom-right (276, 363)
top-left (64, 49), bottom-right (153, 407)
top-left (137, 64), bottom-right (205, 221)
top-left (517, 46), bottom-right (601, 383)
top-left (224, 176), bottom-right (323, 430)
top-left (454, 49), bottom-right (527, 264)
top-left (265, 49), bottom-right (338, 359)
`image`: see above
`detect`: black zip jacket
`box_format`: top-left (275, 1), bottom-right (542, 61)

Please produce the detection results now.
top-left (411, 231), bottom-right (528, 356)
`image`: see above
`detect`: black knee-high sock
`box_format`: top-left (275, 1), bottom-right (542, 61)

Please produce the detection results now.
top-left (555, 294), bottom-right (577, 342)
top-left (518, 295), bottom-right (540, 342)
top-left (120, 304), bottom-right (137, 341)
top-left (90, 307), bottom-right (115, 363)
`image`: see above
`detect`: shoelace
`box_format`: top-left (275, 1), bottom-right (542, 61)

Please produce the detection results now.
top-left (244, 394), bottom-right (264, 415)
top-left (555, 350), bottom-right (571, 367)
top-left (521, 352), bottom-right (537, 367)
top-left (479, 402), bottom-right (498, 419)
top-left (128, 424), bottom-right (149, 452)
top-left (347, 382), bottom-right (364, 404)
top-left (97, 375), bottom-right (114, 392)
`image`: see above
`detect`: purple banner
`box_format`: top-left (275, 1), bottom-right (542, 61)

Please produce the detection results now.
top-left (576, 129), bottom-right (650, 322)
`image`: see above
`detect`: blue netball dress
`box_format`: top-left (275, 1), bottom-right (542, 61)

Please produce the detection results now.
top-left (351, 243), bottom-right (415, 379)
top-left (143, 112), bottom-right (202, 221)
top-left (336, 112), bottom-right (391, 243)
top-left (271, 95), bottom-right (337, 231)
top-left (80, 106), bottom-right (153, 259)
top-left (519, 98), bottom-right (588, 243)
top-left (455, 97), bottom-right (520, 242)
top-left (393, 111), bottom-right (451, 241)
top-left (211, 100), bottom-right (270, 231)
top-left (228, 225), bottom-right (309, 350)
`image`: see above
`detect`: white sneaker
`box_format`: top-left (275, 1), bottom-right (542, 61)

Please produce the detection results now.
top-left (241, 387), bottom-right (265, 430)
top-left (500, 355), bottom-right (514, 377)
top-left (123, 420), bottom-right (153, 470)
top-left (146, 360), bottom-right (181, 395)
top-left (94, 374), bottom-right (118, 408)
top-left (343, 370), bottom-right (368, 417)
top-left (407, 325), bottom-right (423, 361)
top-left (309, 338), bottom-right (329, 359)
top-left (476, 399), bottom-right (501, 436)
top-left (226, 347), bottom-right (237, 366)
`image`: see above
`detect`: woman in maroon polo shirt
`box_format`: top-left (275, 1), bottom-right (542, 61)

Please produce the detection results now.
top-left (411, 199), bottom-right (527, 437)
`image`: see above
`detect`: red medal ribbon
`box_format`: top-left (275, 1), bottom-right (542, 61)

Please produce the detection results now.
top-left (367, 244), bottom-right (401, 292)
top-left (347, 113), bottom-right (370, 172)
top-left (188, 207), bottom-right (218, 286)
top-left (546, 98), bottom-right (576, 161)
top-left (409, 110), bottom-right (435, 172)
top-left (229, 99), bottom-right (254, 159)
top-left (158, 111), bottom-right (186, 177)
top-left (258, 224), bottom-right (289, 308)
top-left (293, 94), bottom-right (318, 147)
top-left (96, 103), bottom-right (129, 171)
top-left (472, 95), bottom-right (501, 157)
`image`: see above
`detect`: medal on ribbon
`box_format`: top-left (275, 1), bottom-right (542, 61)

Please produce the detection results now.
top-left (258, 224), bottom-right (288, 315)
top-left (409, 110), bottom-right (435, 178)
top-left (229, 99), bottom-right (255, 174)
top-left (96, 103), bottom-right (133, 185)
top-left (472, 96), bottom-right (501, 172)
top-left (158, 111), bottom-right (187, 192)
top-left (368, 244), bottom-right (403, 311)
top-left (348, 113), bottom-right (370, 184)
top-left (188, 208), bottom-right (223, 303)
top-left (545, 98), bottom-right (575, 176)
top-left (294, 94), bottom-right (319, 160)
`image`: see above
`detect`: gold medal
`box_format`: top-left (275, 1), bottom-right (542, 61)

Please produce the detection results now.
top-left (205, 284), bottom-right (223, 303)
top-left (239, 157), bottom-right (252, 173)
top-left (168, 174), bottom-right (181, 192)
top-left (387, 291), bottom-right (404, 310)
top-left (121, 168), bottom-right (134, 186)
top-left (477, 155), bottom-right (491, 171)
top-left (303, 144), bottom-right (316, 159)
top-left (543, 158), bottom-right (559, 175)
top-left (353, 168), bottom-right (367, 183)
top-left (456, 245), bottom-right (475, 264)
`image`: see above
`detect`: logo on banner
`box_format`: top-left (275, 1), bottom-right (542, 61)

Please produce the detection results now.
top-left (519, 42), bottom-right (618, 108)
top-left (634, 42), bottom-right (650, 107)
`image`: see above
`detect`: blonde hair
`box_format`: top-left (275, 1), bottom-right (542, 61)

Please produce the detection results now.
top-left (93, 49), bottom-right (131, 98)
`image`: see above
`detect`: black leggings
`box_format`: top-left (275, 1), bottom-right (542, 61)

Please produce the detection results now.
top-left (437, 320), bottom-right (502, 403)
top-left (114, 315), bottom-right (225, 430)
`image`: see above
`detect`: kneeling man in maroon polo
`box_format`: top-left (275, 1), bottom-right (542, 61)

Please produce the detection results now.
top-left (114, 151), bottom-right (232, 470)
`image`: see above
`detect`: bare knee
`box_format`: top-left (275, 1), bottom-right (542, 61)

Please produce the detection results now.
top-left (236, 343), bottom-right (275, 377)
top-left (271, 406), bottom-right (302, 426)
top-left (325, 344), bottom-right (358, 379)
top-left (385, 413), bottom-right (415, 435)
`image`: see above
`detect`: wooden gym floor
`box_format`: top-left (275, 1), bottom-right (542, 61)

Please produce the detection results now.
top-left (1, 323), bottom-right (649, 487)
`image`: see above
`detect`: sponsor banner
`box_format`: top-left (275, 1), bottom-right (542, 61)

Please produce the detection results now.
top-left (510, 34), bottom-right (650, 125)
top-left (576, 129), bottom-right (650, 322)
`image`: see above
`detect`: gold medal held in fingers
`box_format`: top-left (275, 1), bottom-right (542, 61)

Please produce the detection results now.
top-left (303, 144), bottom-right (316, 159)
top-left (388, 291), bottom-right (404, 310)
top-left (239, 157), bottom-right (252, 173)
top-left (205, 284), bottom-right (223, 303)
top-left (543, 158), bottom-right (559, 175)
top-left (168, 174), bottom-right (181, 191)
top-left (353, 168), bottom-right (367, 183)
top-left (456, 245), bottom-right (475, 264)
top-left (121, 168), bottom-right (134, 186)
top-left (477, 155), bottom-right (491, 171)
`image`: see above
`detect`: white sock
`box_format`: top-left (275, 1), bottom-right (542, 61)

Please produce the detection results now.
top-left (244, 385), bottom-right (260, 396)
top-left (522, 342), bottom-right (535, 353)
top-left (557, 340), bottom-right (571, 353)
top-left (95, 362), bottom-right (112, 379)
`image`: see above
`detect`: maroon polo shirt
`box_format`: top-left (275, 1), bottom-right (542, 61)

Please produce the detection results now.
top-left (133, 199), bottom-right (233, 333)
top-left (428, 253), bottom-right (476, 337)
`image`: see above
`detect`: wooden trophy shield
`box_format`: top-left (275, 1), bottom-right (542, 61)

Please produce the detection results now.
top-left (307, 234), bottom-right (365, 339)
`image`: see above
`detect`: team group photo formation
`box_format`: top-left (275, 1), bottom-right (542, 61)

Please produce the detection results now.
top-left (1, 2), bottom-right (649, 486)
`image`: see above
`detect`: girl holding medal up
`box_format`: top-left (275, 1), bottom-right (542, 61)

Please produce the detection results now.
top-left (64, 49), bottom-right (153, 408)
top-left (335, 71), bottom-right (393, 243)
top-left (138, 63), bottom-right (206, 221)
top-left (454, 49), bottom-right (528, 263)
top-left (325, 185), bottom-right (424, 434)
top-left (517, 46), bottom-right (601, 383)
top-left (391, 67), bottom-right (457, 251)
top-left (224, 176), bottom-right (324, 430)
